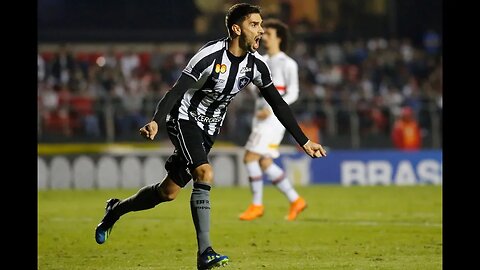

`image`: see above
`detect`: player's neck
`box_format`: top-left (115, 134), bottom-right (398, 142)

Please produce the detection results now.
top-left (228, 38), bottom-right (248, 57)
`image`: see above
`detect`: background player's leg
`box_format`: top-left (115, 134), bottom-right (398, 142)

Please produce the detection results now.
top-left (261, 157), bottom-right (307, 221)
top-left (239, 151), bottom-right (265, 220)
top-left (244, 154), bottom-right (264, 205)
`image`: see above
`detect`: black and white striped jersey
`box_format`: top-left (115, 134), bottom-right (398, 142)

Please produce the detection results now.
top-left (167, 37), bottom-right (273, 136)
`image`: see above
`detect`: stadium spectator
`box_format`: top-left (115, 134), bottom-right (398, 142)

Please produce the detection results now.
top-left (149, 44), bottom-right (166, 72)
top-left (391, 106), bottom-right (422, 150)
top-left (103, 46), bottom-right (119, 69)
top-left (39, 83), bottom-right (72, 136)
top-left (38, 53), bottom-right (46, 82)
top-left (423, 29), bottom-right (441, 56)
top-left (69, 87), bottom-right (101, 138)
top-left (119, 47), bottom-right (140, 80)
top-left (239, 18), bottom-right (308, 222)
top-left (49, 44), bottom-right (76, 86)
top-left (93, 3), bottom-right (326, 270)
top-left (115, 83), bottom-right (148, 139)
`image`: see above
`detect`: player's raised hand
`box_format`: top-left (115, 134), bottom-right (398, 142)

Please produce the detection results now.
top-left (302, 140), bottom-right (327, 158)
top-left (139, 121), bottom-right (159, 140)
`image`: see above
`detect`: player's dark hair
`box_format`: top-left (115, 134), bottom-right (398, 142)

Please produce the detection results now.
top-left (225, 3), bottom-right (261, 38)
top-left (263, 18), bottom-right (290, 52)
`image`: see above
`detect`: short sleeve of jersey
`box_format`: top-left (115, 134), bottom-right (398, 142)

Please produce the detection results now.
top-left (182, 41), bottom-right (221, 81)
top-left (252, 52), bottom-right (273, 89)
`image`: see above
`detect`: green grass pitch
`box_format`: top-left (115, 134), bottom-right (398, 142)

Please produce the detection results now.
top-left (38, 185), bottom-right (442, 269)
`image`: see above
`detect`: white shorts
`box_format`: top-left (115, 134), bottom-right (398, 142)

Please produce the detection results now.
top-left (244, 115), bottom-right (286, 159)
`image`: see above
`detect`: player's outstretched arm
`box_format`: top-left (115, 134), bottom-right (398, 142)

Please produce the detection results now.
top-left (139, 73), bottom-right (195, 140)
top-left (151, 73), bottom-right (196, 125)
top-left (302, 140), bottom-right (327, 158)
top-left (259, 84), bottom-right (327, 159)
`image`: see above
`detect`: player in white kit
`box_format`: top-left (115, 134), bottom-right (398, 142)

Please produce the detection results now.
top-left (239, 18), bottom-right (306, 221)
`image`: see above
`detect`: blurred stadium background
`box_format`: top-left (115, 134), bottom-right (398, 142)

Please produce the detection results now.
top-left (37, 0), bottom-right (442, 189)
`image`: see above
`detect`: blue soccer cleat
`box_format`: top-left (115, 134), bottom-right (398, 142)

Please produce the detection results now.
top-left (95, 198), bottom-right (120, 244)
top-left (197, 247), bottom-right (229, 270)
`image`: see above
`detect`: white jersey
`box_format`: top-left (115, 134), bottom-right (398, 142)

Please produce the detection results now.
top-left (253, 51), bottom-right (299, 115)
top-left (245, 51), bottom-right (300, 158)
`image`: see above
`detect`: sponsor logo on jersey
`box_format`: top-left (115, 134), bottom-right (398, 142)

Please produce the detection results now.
top-left (189, 111), bottom-right (223, 123)
top-left (215, 64), bottom-right (227, 74)
top-left (211, 77), bottom-right (225, 84)
top-left (240, 66), bottom-right (252, 73)
top-left (237, 76), bottom-right (250, 89)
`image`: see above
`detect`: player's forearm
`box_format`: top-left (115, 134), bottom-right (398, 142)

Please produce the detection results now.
top-left (260, 84), bottom-right (308, 146)
top-left (152, 73), bottom-right (194, 124)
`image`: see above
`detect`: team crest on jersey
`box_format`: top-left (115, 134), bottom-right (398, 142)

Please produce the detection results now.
top-left (215, 64), bottom-right (227, 73)
top-left (237, 76), bottom-right (250, 89)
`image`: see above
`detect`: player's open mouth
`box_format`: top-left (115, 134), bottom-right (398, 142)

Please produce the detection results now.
top-left (254, 36), bottom-right (261, 49)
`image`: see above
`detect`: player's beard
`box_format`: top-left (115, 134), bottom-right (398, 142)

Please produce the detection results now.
top-left (241, 35), bottom-right (260, 53)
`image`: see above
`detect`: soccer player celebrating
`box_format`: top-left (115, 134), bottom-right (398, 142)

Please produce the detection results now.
top-left (239, 18), bottom-right (307, 222)
top-left (94, 3), bottom-right (327, 270)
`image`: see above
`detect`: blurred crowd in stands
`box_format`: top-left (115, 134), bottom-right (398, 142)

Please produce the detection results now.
top-left (37, 34), bottom-right (441, 149)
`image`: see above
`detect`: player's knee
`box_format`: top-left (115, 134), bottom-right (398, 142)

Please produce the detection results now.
top-left (259, 157), bottom-right (273, 170)
top-left (158, 178), bottom-right (180, 202)
top-left (157, 185), bottom-right (177, 201)
top-left (193, 164), bottom-right (214, 183)
top-left (244, 151), bottom-right (261, 164)
top-left (160, 189), bottom-right (177, 201)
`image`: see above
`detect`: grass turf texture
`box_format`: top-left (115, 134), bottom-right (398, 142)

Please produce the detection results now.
top-left (38, 185), bottom-right (442, 269)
